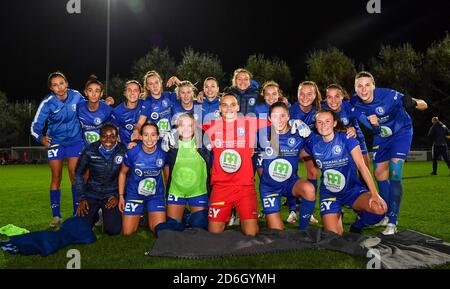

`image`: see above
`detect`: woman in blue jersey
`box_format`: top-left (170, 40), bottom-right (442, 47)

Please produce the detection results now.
top-left (304, 109), bottom-right (387, 235)
top-left (111, 80), bottom-right (145, 149)
top-left (118, 122), bottom-right (167, 235)
top-left (254, 81), bottom-right (286, 119)
top-left (171, 80), bottom-right (201, 124)
top-left (324, 84), bottom-right (379, 168)
top-left (289, 81), bottom-right (322, 225)
top-left (159, 113), bottom-right (211, 232)
top-left (77, 75), bottom-right (113, 147)
top-left (257, 102), bottom-right (316, 230)
top-left (351, 71), bottom-right (427, 235)
top-left (200, 77), bottom-right (221, 124)
top-left (31, 72), bottom-right (86, 227)
top-left (132, 71), bottom-right (180, 139)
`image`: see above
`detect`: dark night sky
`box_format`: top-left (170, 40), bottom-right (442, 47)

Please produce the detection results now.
top-left (1, 0), bottom-right (449, 101)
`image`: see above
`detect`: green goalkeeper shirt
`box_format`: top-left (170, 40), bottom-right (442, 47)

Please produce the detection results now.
top-left (169, 138), bottom-right (207, 198)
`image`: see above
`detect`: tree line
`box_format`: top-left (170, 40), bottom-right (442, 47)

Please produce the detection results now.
top-left (1, 34), bottom-right (449, 148)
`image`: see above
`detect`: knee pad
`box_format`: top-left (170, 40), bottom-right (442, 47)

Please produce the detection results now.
top-left (187, 209), bottom-right (208, 230)
top-left (389, 160), bottom-right (403, 181)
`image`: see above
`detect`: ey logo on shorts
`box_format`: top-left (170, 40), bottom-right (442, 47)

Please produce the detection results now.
top-left (47, 148), bottom-right (59, 158)
top-left (268, 159), bottom-right (292, 182)
top-left (219, 149), bottom-right (242, 173)
top-left (263, 197), bottom-right (276, 208)
top-left (208, 207), bottom-right (221, 218)
top-left (138, 178), bottom-right (156, 196)
top-left (323, 169), bottom-right (346, 192)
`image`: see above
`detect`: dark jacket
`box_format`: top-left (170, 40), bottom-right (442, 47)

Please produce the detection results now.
top-left (164, 131), bottom-right (213, 196)
top-left (428, 122), bottom-right (450, 146)
top-left (225, 82), bottom-right (259, 115)
top-left (74, 141), bottom-right (127, 201)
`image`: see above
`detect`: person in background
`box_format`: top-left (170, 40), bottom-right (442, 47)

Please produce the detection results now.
top-left (428, 116), bottom-right (450, 175)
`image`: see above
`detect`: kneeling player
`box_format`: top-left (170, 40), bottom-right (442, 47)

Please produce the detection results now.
top-left (303, 109), bottom-right (387, 235)
top-left (257, 102), bottom-right (315, 230)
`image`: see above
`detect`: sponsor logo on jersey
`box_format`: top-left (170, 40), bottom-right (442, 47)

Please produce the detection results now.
top-left (125, 124), bottom-right (134, 130)
top-left (268, 159), bottom-right (293, 182)
top-left (138, 177), bottom-right (157, 196)
top-left (214, 139), bottom-right (222, 148)
top-left (219, 149), bottom-right (242, 173)
top-left (315, 159), bottom-right (323, 169)
top-left (134, 168), bottom-right (143, 177)
top-left (151, 112), bottom-right (159, 120)
top-left (156, 158), bottom-right (164, 168)
top-left (94, 117), bottom-right (102, 125)
top-left (157, 118), bottom-right (170, 131)
top-left (323, 169), bottom-right (346, 192)
top-left (265, 147), bottom-right (274, 157)
top-left (380, 126), bottom-right (393, 137)
top-left (288, 137), bottom-right (296, 147)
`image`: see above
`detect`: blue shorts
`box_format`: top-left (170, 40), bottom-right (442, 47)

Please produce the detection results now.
top-left (259, 177), bottom-right (299, 214)
top-left (167, 193), bottom-right (209, 207)
top-left (47, 141), bottom-right (84, 161)
top-left (123, 195), bottom-right (166, 216)
top-left (319, 182), bottom-right (368, 216)
top-left (372, 129), bottom-right (412, 163)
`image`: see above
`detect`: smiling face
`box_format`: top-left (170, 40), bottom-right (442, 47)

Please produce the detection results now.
top-left (203, 79), bottom-right (219, 99)
top-left (219, 95), bottom-right (239, 121)
top-left (355, 76), bottom-right (375, 103)
top-left (100, 127), bottom-right (118, 150)
top-left (298, 84), bottom-right (316, 108)
top-left (49, 76), bottom-right (68, 99)
top-left (140, 124), bottom-right (159, 150)
top-left (325, 88), bottom-right (343, 111)
top-left (315, 111), bottom-right (337, 138)
top-left (179, 86), bottom-right (194, 106)
top-left (145, 75), bottom-right (162, 97)
top-left (177, 115), bottom-right (195, 141)
top-left (270, 106), bottom-right (290, 133)
top-left (85, 83), bottom-right (103, 104)
top-left (235, 72), bottom-right (251, 91)
top-left (263, 85), bottom-right (280, 106)
top-left (125, 82), bottom-right (141, 104)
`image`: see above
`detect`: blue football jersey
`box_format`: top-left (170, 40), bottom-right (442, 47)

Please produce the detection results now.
top-left (201, 97), bottom-right (221, 124)
top-left (140, 92), bottom-right (177, 133)
top-left (111, 99), bottom-right (145, 147)
top-left (77, 101), bottom-right (113, 145)
top-left (289, 102), bottom-right (317, 129)
top-left (350, 88), bottom-right (412, 146)
top-left (123, 143), bottom-right (167, 199)
top-left (171, 100), bottom-right (202, 125)
top-left (258, 129), bottom-right (306, 186)
top-left (305, 132), bottom-right (361, 195)
top-left (31, 89), bottom-right (84, 145)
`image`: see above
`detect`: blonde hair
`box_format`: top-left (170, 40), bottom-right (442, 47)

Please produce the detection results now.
top-left (231, 68), bottom-right (252, 87)
top-left (143, 70), bottom-right (163, 98)
top-left (298, 81), bottom-right (322, 110)
top-left (175, 80), bottom-right (198, 99)
top-left (355, 71), bottom-right (376, 86)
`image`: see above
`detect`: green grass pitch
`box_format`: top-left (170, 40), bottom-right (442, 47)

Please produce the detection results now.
top-left (0, 162), bottom-right (449, 269)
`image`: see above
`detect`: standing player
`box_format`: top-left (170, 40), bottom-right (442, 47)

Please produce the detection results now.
top-left (290, 81), bottom-right (322, 224)
top-left (351, 71), bottom-right (427, 234)
top-left (132, 71), bottom-right (180, 140)
top-left (31, 72), bottom-right (85, 227)
top-left (323, 84), bottom-right (380, 168)
top-left (428, 116), bottom-right (450, 175)
top-left (77, 75), bottom-right (113, 146)
top-left (257, 102), bottom-right (315, 230)
top-left (118, 123), bottom-right (167, 235)
top-left (200, 77), bottom-right (222, 124)
top-left (171, 80), bottom-right (201, 124)
top-left (224, 68), bottom-right (259, 115)
top-left (304, 109), bottom-right (387, 235)
top-left (111, 80), bottom-right (145, 149)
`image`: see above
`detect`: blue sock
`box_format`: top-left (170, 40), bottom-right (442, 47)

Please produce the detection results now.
top-left (352, 211), bottom-right (385, 229)
top-left (71, 185), bottom-right (78, 216)
top-left (308, 179), bottom-right (318, 193)
top-left (154, 217), bottom-right (186, 236)
top-left (299, 199), bottom-right (316, 230)
top-left (50, 189), bottom-right (61, 218)
top-left (288, 196), bottom-right (297, 212)
top-left (188, 209), bottom-right (208, 230)
top-left (376, 180), bottom-right (390, 204)
top-left (388, 180), bottom-right (403, 225)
